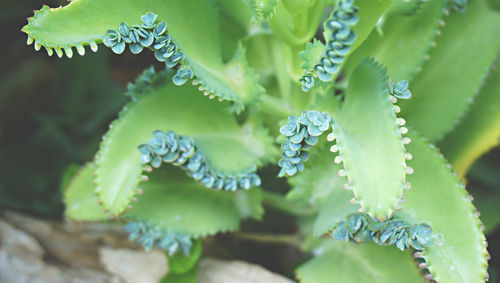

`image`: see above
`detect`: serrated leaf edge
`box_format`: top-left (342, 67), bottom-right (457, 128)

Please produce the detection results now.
top-left (410, 136), bottom-right (488, 282)
top-left (326, 58), bottom-right (412, 219)
top-left (23, 5), bottom-right (100, 58)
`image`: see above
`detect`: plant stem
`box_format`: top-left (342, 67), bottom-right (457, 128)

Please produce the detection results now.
top-left (235, 232), bottom-right (302, 247)
top-left (260, 94), bottom-right (294, 119)
top-left (288, 45), bottom-right (306, 81)
top-left (269, 4), bottom-right (305, 47)
top-left (271, 38), bottom-right (293, 101)
top-left (261, 190), bottom-right (318, 216)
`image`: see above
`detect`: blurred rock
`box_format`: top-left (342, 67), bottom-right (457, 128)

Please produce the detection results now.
top-left (0, 211), bottom-right (295, 283)
top-left (0, 219), bottom-right (120, 283)
top-left (198, 258), bottom-right (295, 283)
top-left (99, 247), bottom-right (168, 283)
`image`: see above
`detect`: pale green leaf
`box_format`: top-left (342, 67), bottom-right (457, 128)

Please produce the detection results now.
top-left (329, 58), bottom-right (409, 219)
top-left (63, 163), bottom-right (109, 221)
top-left (95, 81), bottom-right (273, 215)
top-left (395, 131), bottom-right (487, 283)
top-left (22, 0), bottom-right (264, 110)
top-left (313, 187), bottom-right (360, 236)
top-left (439, 61), bottom-right (500, 178)
top-left (350, 0), bottom-right (392, 51)
top-left (299, 39), bottom-right (326, 71)
top-left (287, 141), bottom-right (344, 207)
top-left (125, 167), bottom-right (241, 237)
top-left (296, 241), bottom-right (425, 283)
top-left (399, 0), bottom-right (500, 141)
top-left (233, 188), bottom-right (265, 220)
top-left (344, 0), bottom-right (446, 81)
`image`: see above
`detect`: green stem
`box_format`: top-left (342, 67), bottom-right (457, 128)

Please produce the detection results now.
top-left (269, 4), bottom-right (304, 46)
top-left (262, 190), bottom-right (319, 216)
top-left (271, 39), bottom-right (293, 100)
top-left (235, 232), bottom-right (302, 247)
top-left (270, 0), bottom-right (328, 47)
top-left (260, 94), bottom-right (294, 119)
top-left (288, 45), bottom-right (306, 81)
top-left (303, 0), bottom-right (328, 41)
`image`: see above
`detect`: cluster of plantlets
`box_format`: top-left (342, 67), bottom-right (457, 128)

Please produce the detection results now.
top-left (22, 0), bottom-right (500, 282)
top-left (330, 212), bottom-right (434, 251)
top-left (278, 110), bottom-right (331, 176)
top-left (139, 130), bottom-right (261, 191)
top-left (103, 13), bottom-right (193, 86)
top-left (300, 0), bottom-right (358, 91)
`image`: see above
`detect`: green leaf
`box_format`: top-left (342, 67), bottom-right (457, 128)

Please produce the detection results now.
top-left (296, 241), bottom-right (425, 283)
top-left (22, 0), bottom-right (264, 111)
top-left (60, 163), bottom-right (82, 193)
top-left (22, 0), bottom-right (218, 60)
top-left (313, 186), bottom-right (360, 236)
top-left (471, 187), bottom-right (500, 235)
top-left (399, 0), bottom-right (500, 141)
top-left (216, 0), bottom-right (252, 61)
top-left (299, 39), bottom-right (326, 71)
top-left (168, 240), bottom-right (202, 274)
top-left (395, 131), bottom-right (487, 283)
top-left (233, 188), bottom-right (265, 220)
top-left (242, 0), bottom-right (279, 22)
top-left (350, 0), bottom-right (392, 51)
top-left (383, 0), bottom-right (427, 16)
top-left (439, 61), bottom-right (500, 178)
top-left (63, 163), bottom-right (109, 221)
top-left (95, 81), bottom-right (273, 215)
top-left (125, 167), bottom-right (241, 237)
top-left (162, 264), bottom-right (199, 283)
top-left (221, 42), bottom-right (265, 106)
top-left (287, 141), bottom-right (344, 207)
top-left (344, 0), bottom-right (446, 82)
top-left (488, 0), bottom-right (500, 11)
top-left (285, 132), bottom-right (366, 237)
top-left (329, 58), bottom-right (410, 219)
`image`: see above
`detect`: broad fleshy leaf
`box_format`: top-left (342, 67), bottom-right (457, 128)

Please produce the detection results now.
top-left (383, 0), bottom-right (426, 16)
top-left (95, 81), bottom-right (275, 215)
top-left (344, 0), bottom-right (446, 81)
top-left (399, 0), bottom-right (500, 141)
top-left (287, 142), bottom-right (344, 207)
top-left (395, 131), bottom-right (487, 283)
top-left (233, 188), bottom-right (265, 220)
top-left (63, 163), bottom-right (109, 221)
top-left (287, 140), bottom-right (360, 235)
top-left (439, 61), bottom-right (500, 178)
top-left (471, 187), bottom-right (500, 235)
top-left (296, 241), bottom-right (425, 283)
top-left (328, 58), bottom-right (410, 219)
top-left (313, 186), bottom-right (360, 236)
top-left (350, 0), bottom-right (391, 51)
top-left (22, 0), bottom-right (263, 111)
top-left (125, 167), bottom-right (241, 237)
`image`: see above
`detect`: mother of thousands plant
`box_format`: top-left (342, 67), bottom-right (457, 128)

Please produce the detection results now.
top-left (23, 0), bottom-right (500, 281)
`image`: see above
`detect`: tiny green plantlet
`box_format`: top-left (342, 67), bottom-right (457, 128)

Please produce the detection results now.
top-left (23, 0), bottom-right (499, 282)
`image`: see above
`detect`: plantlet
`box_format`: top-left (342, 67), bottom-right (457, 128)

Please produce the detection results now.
top-left (23, 0), bottom-right (500, 282)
